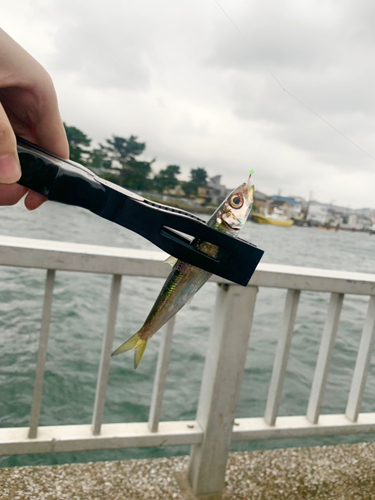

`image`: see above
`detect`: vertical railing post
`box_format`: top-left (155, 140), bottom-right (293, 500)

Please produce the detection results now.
top-left (307, 292), bottom-right (344, 424)
top-left (346, 296), bottom-right (375, 422)
top-left (92, 274), bottom-right (122, 435)
top-left (148, 316), bottom-right (176, 432)
top-left (188, 284), bottom-right (258, 497)
top-left (28, 269), bottom-right (55, 439)
top-left (264, 289), bottom-right (300, 426)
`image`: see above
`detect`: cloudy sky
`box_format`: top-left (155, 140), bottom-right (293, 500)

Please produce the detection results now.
top-left (3, 0), bottom-right (375, 208)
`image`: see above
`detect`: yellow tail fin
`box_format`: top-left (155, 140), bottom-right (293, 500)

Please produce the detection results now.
top-left (112, 332), bottom-right (148, 369)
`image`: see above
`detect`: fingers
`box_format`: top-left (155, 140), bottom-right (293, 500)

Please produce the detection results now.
top-left (0, 101), bottom-right (21, 183)
top-left (0, 29), bottom-right (69, 210)
top-left (0, 29), bottom-right (68, 158)
top-left (33, 74), bottom-right (69, 160)
top-left (25, 82), bottom-right (67, 209)
top-left (24, 190), bottom-right (46, 210)
top-left (0, 183), bottom-right (27, 205)
top-left (0, 182), bottom-right (46, 210)
top-left (0, 100), bottom-right (46, 209)
top-left (36, 114), bottom-right (69, 160)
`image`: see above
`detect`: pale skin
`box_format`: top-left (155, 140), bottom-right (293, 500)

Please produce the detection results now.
top-left (0, 28), bottom-right (68, 210)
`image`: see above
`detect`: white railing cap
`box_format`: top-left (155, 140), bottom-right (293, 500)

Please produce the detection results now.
top-left (0, 235), bottom-right (374, 294)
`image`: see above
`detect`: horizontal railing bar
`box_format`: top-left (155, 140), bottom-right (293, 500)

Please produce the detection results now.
top-left (252, 266), bottom-right (375, 295)
top-left (0, 236), bottom-right (171, 279)
top-left (3, 412), bottom-right (375, 456)
top-left (232, 413), bottom-right (375, 441)
top-left (0, 421), bottom-right (202, 456)
top-left (0, 236), bottom-right (374, 295)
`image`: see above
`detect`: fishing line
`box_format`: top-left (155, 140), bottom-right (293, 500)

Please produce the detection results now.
top-left (283, 89), bottom-right (375, 162)
top-left (214, 0), bottom-right (285, 91)
top-left (214, 0), bottom-right (375, 163)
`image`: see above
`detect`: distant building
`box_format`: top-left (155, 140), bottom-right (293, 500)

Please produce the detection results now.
top-left (270, 195), bottom-right (302, 219)
top-left (347, 214), bottom-right (357, 227)
top-left (355, 214), bottom-right (373, 230)
top-left (166, 184), bottom-right (186, 197)
top-left (206, 175), bottom-right (230, 205)
top-left (307, 202), bottom-right (329, 225)
top-left (195, 175), bottom-right (230, 205)
top-left (345, 214), bottom-right (372, 230)
top-left (253, 191), bottom-right (269, 213)
top-left (289, 196), bottom-right (308, 217)
top-left (196, 185), bottom-right (210, 204)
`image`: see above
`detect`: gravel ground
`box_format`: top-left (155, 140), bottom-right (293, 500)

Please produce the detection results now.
top-left (1, 442), bottom-right (375, 499)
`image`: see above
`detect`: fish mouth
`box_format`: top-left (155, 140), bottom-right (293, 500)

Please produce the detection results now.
top-left (221, 217), bottom-right (241, 231)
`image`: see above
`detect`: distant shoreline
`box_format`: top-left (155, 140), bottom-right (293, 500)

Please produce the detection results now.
top-left (141, 192), bottom-right (216, 215)
top-left (142, 193), bottom-right (375, 233)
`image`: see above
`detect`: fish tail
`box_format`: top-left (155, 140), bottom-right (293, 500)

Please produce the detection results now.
top-left (112, 332), bottom-right (148, 369)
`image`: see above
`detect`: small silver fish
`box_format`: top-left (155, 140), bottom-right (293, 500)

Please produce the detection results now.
top-left (112, 175), bottom-right (255, 368)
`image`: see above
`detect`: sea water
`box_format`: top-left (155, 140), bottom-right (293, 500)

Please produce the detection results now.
top-left (0, 200), bottom-right (374, 467)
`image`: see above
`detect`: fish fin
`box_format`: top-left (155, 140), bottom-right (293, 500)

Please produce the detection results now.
top-left (112, 332), bottom-right (149, 369)
top-left (112, 332), bottom-right (140, 355)
top-left (134, 339), bottom-right (148, 369)
top-left (164, 255), bottom-right (178, 267)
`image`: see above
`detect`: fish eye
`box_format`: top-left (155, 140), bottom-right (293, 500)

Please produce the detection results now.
top-left (229, 193), bottom-right (243, 209)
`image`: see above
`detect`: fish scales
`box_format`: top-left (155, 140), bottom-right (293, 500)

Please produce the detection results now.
top-left (140, 263), bottom-right (211, 340)
top-left (112, 178), bottom-right (255, 368)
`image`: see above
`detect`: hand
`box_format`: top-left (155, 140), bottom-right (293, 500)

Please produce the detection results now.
top-left (0, 29), bottom-right (69, 210)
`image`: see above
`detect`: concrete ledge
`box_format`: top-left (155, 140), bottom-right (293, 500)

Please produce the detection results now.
top-left (1, 442), bottom-right (375, 499)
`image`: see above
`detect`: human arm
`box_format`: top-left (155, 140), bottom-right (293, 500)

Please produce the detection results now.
top-left (0, 28), bottom-right (69, 209)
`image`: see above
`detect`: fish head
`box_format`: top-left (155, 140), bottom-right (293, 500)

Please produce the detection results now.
top-left (219, 180), bottom-right (254, 231)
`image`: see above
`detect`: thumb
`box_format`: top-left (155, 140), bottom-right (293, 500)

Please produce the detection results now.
top-left (0, 101), bottom-right (21, 183)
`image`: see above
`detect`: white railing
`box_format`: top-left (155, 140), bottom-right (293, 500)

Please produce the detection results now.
top-left (0, 235), bottom-right (375, 497)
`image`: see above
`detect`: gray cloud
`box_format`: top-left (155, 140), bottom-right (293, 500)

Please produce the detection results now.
top-left (44, 0), bottom-right (153, 90)
top-left (2, 0), bottom-right (375, 209)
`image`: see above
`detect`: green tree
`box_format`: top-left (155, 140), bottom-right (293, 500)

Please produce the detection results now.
top-left (104, 135), bottom-right (145, 163)
top-left (124, 157), bottom-right (154, 190)
top-left (182, 167), bottom-right (208, 196)
top-left (64, 124), bottom-right (91, 164)
top-left (181, 180), bottom-right (195, 197)
top-left (86, 147), bottom-right (109, 171)
top-left (154, 164), bottom-right (181, 192)
top-left (102, 135), bottom-right (154, 190)
top-left (191, 167), bottom-right (207, 186)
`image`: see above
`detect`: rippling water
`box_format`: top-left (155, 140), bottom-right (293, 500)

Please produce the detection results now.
top-left (1, 200), bottom-right (374, 467)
